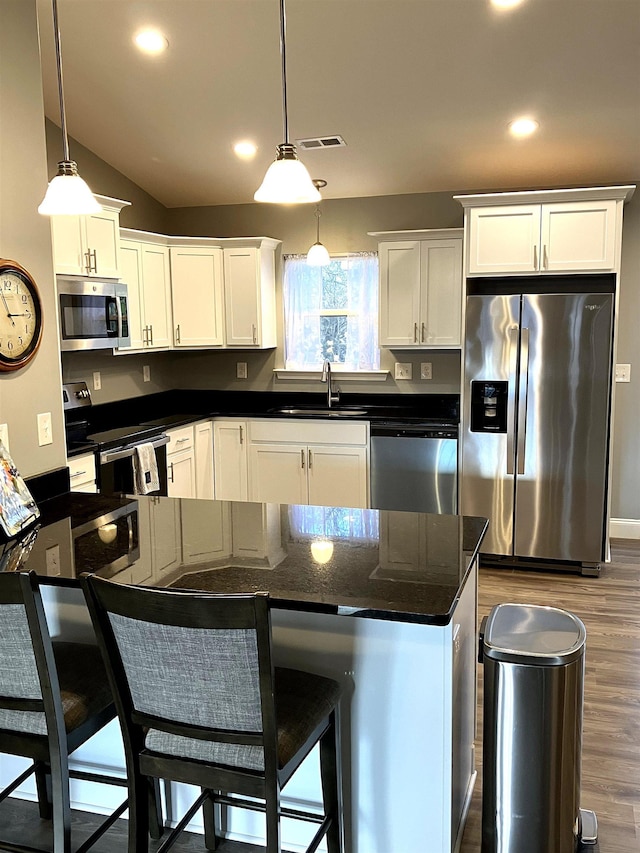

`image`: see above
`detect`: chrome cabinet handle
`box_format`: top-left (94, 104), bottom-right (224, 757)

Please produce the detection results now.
top-left (90, 249), bottom-right (97, 273)
top-left (308, 449), bottom-right (313, 469)
top-left (301, 448), bottom-right (305, 469)
top-left (168, 462), bottom-right (174, 483)
top-left (175, 437), bottom-right (189, 444)
top-left (149, 324), bottom-right (154, 346)
top-left (252, 324), bottom-right (257, 344)
top-left (543, 244), bottom-right (548, 270)
top-left (421, 322), bottom-right (426, 343)
top-left (70, 470), bottom-right (87, 478)
top-left (239, 425), bottom-right (244, 444)
top-left (533, 244), bottom-right (538, 270)
top-left (176, 324), bottom-right (181, 343)
top-left (414, 322), bottom-right (418, 343)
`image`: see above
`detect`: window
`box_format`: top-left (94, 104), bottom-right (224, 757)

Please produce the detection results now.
top-left (283, 254), bottom-right (379, 370)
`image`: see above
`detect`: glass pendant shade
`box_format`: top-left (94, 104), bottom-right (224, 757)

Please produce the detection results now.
top-left (38, 161), bottom-right (102, 215)
top-left (307, 241), bottom-right (331, 266)
top-left (254, 145), bottom-right (321, 204)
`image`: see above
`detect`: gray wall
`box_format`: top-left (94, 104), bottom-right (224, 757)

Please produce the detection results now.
top-left (0, 1), bottom-right (66, 479)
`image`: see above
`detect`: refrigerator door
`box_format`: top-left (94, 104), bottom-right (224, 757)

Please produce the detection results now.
top-left (514, 292), bottom-right (613, 562)
top-left (462, 294), bottom-right (521, 556)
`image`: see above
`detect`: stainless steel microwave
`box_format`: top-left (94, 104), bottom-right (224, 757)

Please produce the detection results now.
top-left (57, 277), bottom-right (131, 351)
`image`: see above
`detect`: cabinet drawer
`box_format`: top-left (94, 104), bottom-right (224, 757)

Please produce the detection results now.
top-left (166, 424), bottom-right (195, 454)
top-left (250, 418), bottom-right (368, 446)
top-left (68, 453), bottom-right (97, 488)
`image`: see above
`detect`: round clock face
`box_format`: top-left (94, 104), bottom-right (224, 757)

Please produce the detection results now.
top-left (0, 260), bottom-right (43, 371)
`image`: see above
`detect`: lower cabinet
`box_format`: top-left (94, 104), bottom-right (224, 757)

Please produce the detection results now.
top-left (116, 496), bottom-right (182, 585)
top-left (213, 420), bottom-right (248, 501)
top-left (248, 419), bottom-right (369, 508)
top-left (167, 420), bottom-right (214, 499)
top-left (68, 452), bottom-right (97, 493)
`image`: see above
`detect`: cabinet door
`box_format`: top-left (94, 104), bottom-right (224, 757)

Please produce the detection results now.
top-left (420, 239), bottom-right (462, 346)
top-left (181, 499), bottom-right (231, 565)
top-left (167, 449), bottom-right (196, 499)
top-left (378, 241), bottom-right (421, 347)
top-left (213, 421), bottom-right (248, 501)
top-left (118, 240), bottom-right (146, 349)
top-left (141, 245), bottom-right (172, 348)
top-left (541, 200), bottom-right (617, 271)
top-left (223, 247), bottom-right (260, 346)
top-left (248, 443), bottom-right (308, 505)
top-left (85, 209), bottom-right (120, 278)
top-left (307, 444), bottom-right (368, 508)
top-left (68, 452), bottom-right (97, 493)
top-left (50, 215), bottom-right (85, 275)
top-left (171, 247), bottom-right (224, 347)
top-left (467, 205), bottom-right (541, 274)
top-left (149, 497), bottom-right (182, 579)
top-left (194, 420), bottom-right (214, 500)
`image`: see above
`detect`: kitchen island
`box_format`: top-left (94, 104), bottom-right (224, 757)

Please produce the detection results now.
top-left (2, 493), bottom-right (487, 853)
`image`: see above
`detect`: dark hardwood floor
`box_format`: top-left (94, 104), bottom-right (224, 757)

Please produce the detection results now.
top-left (1, 540), bottom-right (638, 852)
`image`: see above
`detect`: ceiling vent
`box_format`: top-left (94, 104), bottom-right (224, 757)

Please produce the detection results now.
top-left (296, 135), bottom-right (347, 150)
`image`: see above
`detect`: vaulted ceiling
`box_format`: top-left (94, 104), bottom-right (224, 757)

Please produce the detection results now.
top-left (36, 0), bottom-right (640, 208)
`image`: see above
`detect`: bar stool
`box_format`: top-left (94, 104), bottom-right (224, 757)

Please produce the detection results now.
top-left (0, 570), bottom-right (162, 852)
top-left (81, 575), bottom-right (344, 853)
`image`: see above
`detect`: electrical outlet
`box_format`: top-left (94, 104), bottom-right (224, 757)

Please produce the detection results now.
top-left (93, 371), bottom-right (101, 391)
top-left (143, 365), bottom-right (151, 382)
top-left (0, 423), bottom-right (9, 453)
top-left (46, 545), bottom-right (61, 576)
top-left (615, 363), bottom-right (631, 383)
top-left (236, 362), bottom-right (248, 380)
top-left (394, 362), bottom-right (412, 380)
top-left (421, 362), bottom-right (433, 380)
top-left (37, 412), bottom-right (53, 446)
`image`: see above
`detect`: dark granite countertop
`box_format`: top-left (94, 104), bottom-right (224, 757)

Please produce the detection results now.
top-left (5, 492), bottom-right (487, 626)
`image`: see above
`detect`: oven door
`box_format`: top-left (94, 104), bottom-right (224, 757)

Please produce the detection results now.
top-left (98, 436), bottom-right (169, 497)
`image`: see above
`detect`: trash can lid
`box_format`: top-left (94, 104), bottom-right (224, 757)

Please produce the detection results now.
top-left (483, 603), bottom-right (586, 665)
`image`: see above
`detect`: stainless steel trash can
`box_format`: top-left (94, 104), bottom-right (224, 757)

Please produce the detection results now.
top-left (481, 602), bottom-right (595, 853)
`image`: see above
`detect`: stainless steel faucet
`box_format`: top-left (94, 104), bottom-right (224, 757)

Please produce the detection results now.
top-left (321, 359), bottom-right (340, 408)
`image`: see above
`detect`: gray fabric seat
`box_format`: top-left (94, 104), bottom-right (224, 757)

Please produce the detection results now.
top-left (81, 577), bottom-right (344, 853)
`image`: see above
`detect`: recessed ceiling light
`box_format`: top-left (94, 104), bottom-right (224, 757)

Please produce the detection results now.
top-left (508, 117), bottom-right (539, 138)
top-left (134, 29), bottom-right (168, 55)
top-left (234, 141), bottom-right (258, 160)
top-left (491, 0), bottom-right (525, 9)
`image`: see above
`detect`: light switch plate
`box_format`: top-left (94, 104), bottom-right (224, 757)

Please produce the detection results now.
top-left (394, 362), bottom-right (412, 380)
top-left (421, 362), bottom-right (433, 380)
top-left (236, 362), bottom-right (248, 380)
top-left (93, 371), bottom-right (101, 391)
top-left (37, 412), bottom-right (53, 446)
top-left (615, 363), bottom-right (631, 383)
top-left (143, 365), bottom-right (151, 382)
top-left (46, 545), bottom-right (61, 576)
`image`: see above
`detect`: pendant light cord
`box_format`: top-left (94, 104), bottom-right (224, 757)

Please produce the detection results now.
top-left (315, 206), bottom-right (322, 242)
top-left (279, 0), bottom-right (289, 145)
top-left (51, 0), bottom-right (70, 162)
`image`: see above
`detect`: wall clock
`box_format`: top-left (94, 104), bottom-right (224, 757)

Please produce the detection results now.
top-left (0, 259), bottom-right (43, 372)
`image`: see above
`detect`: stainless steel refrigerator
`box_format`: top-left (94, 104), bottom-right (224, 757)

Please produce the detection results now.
top-left (461, 282), bottom-right (614, 572)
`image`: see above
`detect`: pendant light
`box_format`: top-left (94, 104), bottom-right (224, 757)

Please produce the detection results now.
top-left (38, 0), bottom-right (100, 216)
top-left (254, 0), bottom-right (320, 204)
top-left (307, 179), bottom-right (331, 266)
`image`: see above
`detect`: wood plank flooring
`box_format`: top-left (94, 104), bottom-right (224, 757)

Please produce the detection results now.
top-left (1, 540), bottom-right (638, 852)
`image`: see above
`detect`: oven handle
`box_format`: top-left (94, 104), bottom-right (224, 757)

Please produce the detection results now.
top-left (99, 434), bottom-right (169, 465)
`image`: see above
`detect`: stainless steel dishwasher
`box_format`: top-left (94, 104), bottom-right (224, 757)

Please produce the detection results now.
top-left (370, 422), bottom-right (458, 514)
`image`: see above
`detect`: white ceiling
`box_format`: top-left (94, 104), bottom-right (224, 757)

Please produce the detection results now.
top-left (36, 0), bottom-right (640, 209)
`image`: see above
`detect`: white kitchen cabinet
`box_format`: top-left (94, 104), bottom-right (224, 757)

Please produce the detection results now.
top-left (50, 196), bottom-right (130, 278)
top-left (194, 419), bottom-right (215, 500)
top-left (68, 452), bottom-right (97, 493)
top-left (118, 231), bottom-right (172, 351)
top-left (373, 229), bottom-right (463, 348)
top-left (115, 497), bottom-right (182, 585)
top-left (181, 498), bottom-right (231, 566)
top-left (170, 246), bottom-right (224, 348)
top-left (166, 425), bottom-right (196, 499)
top-left (213, 420), bottom-right (248, 501)
top-left (456, 186), bottom-right (635, 276)
top-left (223, 241), bottom-right (279, 348)
top-left (248, 419), bottom-right (369, 508)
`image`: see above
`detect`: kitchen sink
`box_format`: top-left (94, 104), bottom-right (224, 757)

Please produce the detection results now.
top-left (268, 406), bottom-right (369, 418)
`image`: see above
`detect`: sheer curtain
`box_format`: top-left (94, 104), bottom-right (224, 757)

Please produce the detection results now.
top-left (283, 253), bottom-right (379, 370)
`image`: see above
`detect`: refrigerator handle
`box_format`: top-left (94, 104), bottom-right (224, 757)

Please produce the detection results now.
top-left (517, 328), bottom-right (530, 475)
top-left (506, 325), bottom-right (519, 475)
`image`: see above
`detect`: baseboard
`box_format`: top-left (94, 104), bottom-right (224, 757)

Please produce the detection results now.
top-left (610, 517), bottom-right (640, 540)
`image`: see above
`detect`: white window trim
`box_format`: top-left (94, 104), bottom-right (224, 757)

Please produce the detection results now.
top-left (274, 368), bottom-right (389, 382)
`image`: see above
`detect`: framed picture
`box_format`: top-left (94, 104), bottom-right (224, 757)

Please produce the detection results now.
top-left (0, 441), bottom-right (40, 539)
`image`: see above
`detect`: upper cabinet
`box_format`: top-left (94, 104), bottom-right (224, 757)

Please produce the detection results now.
top-left (455, 186), bottom-right (635, 276)
top-left (371, 229), bottom-right (463, 348)
top-left (223, 242), bottom-right (278, 348)
top-left (50, 195), bottom-right (130, 279)
top-left (119, 231), bottom-right (172, 351)
top-left (170, 246), bottom-right (224, 348)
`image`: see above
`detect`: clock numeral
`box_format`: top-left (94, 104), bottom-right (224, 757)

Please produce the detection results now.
top-left (21, 294), bottom-right (28, 303)
top-left (25, 309), bottom-right (32, 319)
top-left (7, 340), bottom-right (13, 351)
top-left (3, 281), bottom-right (12, 292)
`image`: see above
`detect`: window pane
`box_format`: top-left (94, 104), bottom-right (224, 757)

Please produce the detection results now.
top-left (320, 315), bottom-right (347, 363)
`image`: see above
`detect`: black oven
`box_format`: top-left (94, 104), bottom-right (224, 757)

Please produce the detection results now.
top-left (98, 434), bottom-right (169, 497)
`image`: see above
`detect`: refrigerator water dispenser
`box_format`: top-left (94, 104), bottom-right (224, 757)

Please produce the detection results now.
top-left (470, 381), bottom-right (508, 432)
